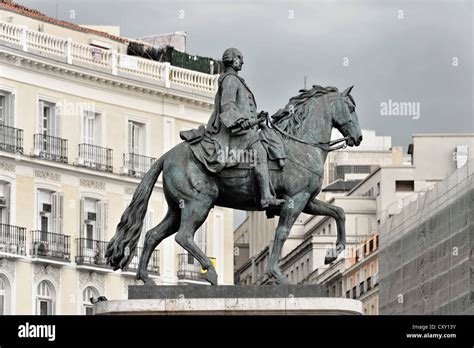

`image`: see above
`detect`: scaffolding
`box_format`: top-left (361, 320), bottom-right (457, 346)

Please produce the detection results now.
top-left (379, 159), bottom-right (473, 314)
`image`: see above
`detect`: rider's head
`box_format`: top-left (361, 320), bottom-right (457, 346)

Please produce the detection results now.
top-left (222, 48), bottom-right (244, 72)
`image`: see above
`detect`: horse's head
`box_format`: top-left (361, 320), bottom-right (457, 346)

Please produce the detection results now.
top-left (331, 86), bottom-right (363, 147)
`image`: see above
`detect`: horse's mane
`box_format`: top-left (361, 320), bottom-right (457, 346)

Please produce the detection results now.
top-left (272, 85), bottom-right (338, 136)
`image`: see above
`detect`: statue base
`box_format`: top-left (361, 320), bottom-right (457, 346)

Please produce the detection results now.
top-left (94, 285), bottom-right (363, 315)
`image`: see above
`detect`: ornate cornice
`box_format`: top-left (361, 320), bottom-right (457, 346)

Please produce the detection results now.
top-left (0, 161), bottom-right (15, 173)
top-left (80, 178), bottom-right (105, 190)
top-left (0, 47), bottom-right (215, 109)
top-left (34, 168), bottom-right (61, 182)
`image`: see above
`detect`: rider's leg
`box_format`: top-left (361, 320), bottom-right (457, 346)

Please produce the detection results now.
top-left (250, 141), bottom-right (285, 208)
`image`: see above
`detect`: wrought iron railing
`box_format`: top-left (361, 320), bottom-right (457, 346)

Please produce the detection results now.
top-left (33, 134), bottom-right (68, 163)
top-left (123, 153), bottom-right (157, 178)
top-left (75, 238), bottom-right (108, 267)
top-left (0, 124), bottom-right (23, 154)
top-left (0, 223), bottom-right (26, 256)
top-left (177, 253), bottom-right (210, 281)
top-left (78, 143), bottom-right (113, 172)
top-left (124, 247), bottom-right (160, 275)
top-left (30, 230), bottom-right (70, 261)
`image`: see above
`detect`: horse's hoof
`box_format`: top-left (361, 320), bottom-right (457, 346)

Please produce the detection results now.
top-left (274, 275), bottom-right (291, 285)
top-left (324, 254), bottom-right (337, 264)
top-left (137, 272), bottom-right (156, 286)
top-left (267, 269), bottom-right (291, 285)
top-left (324, 248), bottom-right (338, 264)
top-left (203, 268), bottom-right (218, 285)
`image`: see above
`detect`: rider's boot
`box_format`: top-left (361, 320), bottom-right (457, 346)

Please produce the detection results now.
top-left (252, 143), bottom-right (286, 209)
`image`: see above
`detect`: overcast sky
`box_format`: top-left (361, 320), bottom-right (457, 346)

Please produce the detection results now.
top-left (18, 0), bottom-right (473, 146)
top-left (16, 0), bottom-right (473, 226)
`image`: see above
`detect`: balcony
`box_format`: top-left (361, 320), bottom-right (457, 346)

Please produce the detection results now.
top-left (31, 230), bottom-right (70, 261)
top-left (33, 134), bottom-right (68, 163)
top-left (0, 125), bottom-right (23, 154)
top-left (0, 21), bottom-right (219, 94)
top-left (75, 238), bottom-right (109, 268)
top-left (123, 153), bottom-right (157, 178)
top-left (177, 253), bottom-right (207, 282)
top-left (0, 224), bottom-right (26, 256)
top-left (78, 143), bottom-right (113, 172)
top-left (124, 247), bottom-right (160, 275)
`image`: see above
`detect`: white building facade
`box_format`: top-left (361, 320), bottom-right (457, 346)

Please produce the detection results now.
top-left (0, 2), bottom-right (234, 315)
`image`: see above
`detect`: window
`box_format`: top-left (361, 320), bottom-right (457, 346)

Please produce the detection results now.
top-left (396, 180), bottom-right (414, 192)
top-left (363, 187), bottom-right (374, 197)
top-left (37, 190), bottom-right (63, 234)
top-left (81, 110), bottom-right (102, 146)
top-left (36, 280), bottom-right (55, 315)
top-left (0, 181), bottom-right (11, 225)
top-left (82, 286), bottom-right (99, 315)
top-left (80, 198), bottom-right (108, 242)
top-left (335, 165), bottom-right (371, 180)
top-left (137, 209), bottom-right (154, 259)
top-left (376, 182), bottom-right (380, 196)
top-left (0, 275), bottom-right (10, 315)
top-left (38, 100), bottom-right (60, 138)
top-left (128, 121), bottom-right (145, 155)
top-left (194, 221), bottom-right (207, 255)
top-left (328, 224), bottom-right (332, 235)
top-left (0, 91), bottom-right (15, 126)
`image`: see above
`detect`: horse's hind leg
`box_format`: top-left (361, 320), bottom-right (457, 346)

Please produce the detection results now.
top-left (303, 199), bottom-right (346, 264)
top-left (137, 208), bottom-right (180, 285)
top-left (267, 192), bottom-right (310, 284)
top-left (174, 201), bottom-right (218, 285)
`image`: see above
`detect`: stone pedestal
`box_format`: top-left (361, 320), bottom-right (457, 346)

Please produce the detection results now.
top-left (95, 285), bottom-right (363, 315)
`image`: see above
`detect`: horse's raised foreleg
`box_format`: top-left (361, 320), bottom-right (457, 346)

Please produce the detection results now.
top-left (303, 199), bottom-right (346, 264)
top-left (174, 202), bottom-right (218, 285)
top-left (137, 208), bottom-right (180, 285)
top-left (267, 192), bottom-right (311, 284)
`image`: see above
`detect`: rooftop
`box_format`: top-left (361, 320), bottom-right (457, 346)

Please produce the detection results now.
top-left (322, 179), bottom-right (362, 192)
top-left (0, 0), bottom-right (129, 43)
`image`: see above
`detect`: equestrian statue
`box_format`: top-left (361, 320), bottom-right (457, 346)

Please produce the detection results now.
top-left (105, 48), bottom-right (363, 285)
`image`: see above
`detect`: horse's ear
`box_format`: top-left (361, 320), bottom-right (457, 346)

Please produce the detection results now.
top-left (342, 85), bottom-right (354, 96)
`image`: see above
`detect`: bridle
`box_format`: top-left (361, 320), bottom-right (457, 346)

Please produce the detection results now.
top-left (271, 123), bottom-right (349, 152)
top-left (268, 95), bottom-right (353, 152)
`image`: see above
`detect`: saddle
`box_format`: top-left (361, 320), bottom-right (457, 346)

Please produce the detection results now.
top-left (180, 126), bottom-right (206, 144)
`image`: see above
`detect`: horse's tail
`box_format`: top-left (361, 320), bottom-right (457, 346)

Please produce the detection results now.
top-left (105, 152), bottom-right (166, 270)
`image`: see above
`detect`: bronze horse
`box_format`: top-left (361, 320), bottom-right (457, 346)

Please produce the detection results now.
top-left (105, 85), bottom-right (362, 285)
